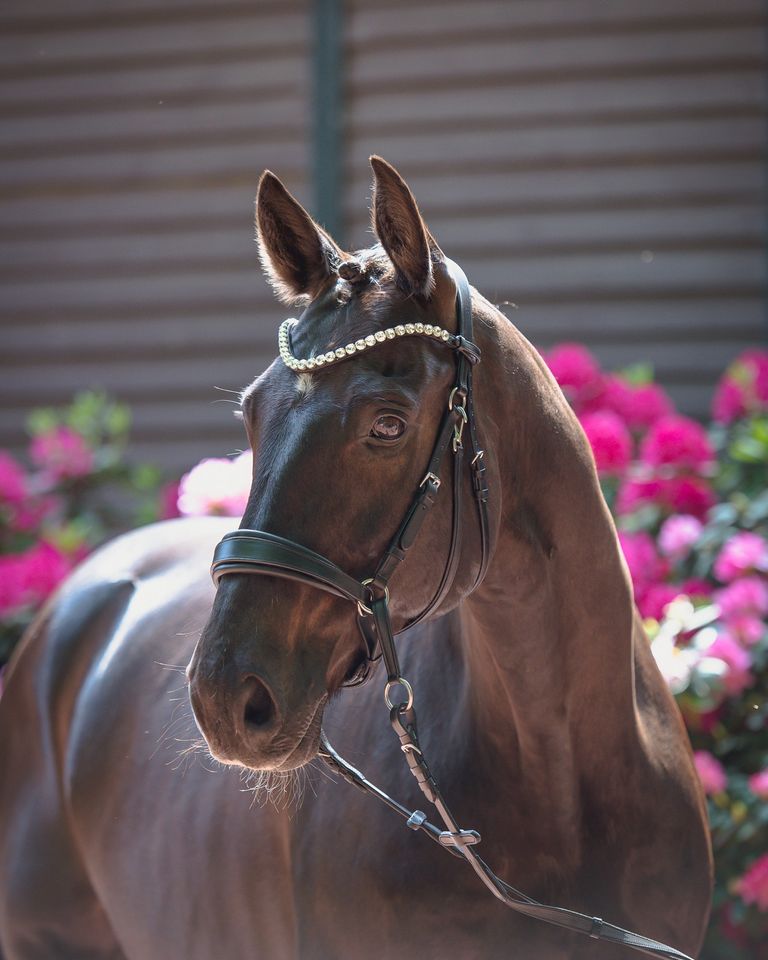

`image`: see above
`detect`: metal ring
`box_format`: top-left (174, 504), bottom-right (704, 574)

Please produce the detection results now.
top-left (384, 677), bottom-right (414, 711)
top-left (357, 578), bottom-right (389, 618)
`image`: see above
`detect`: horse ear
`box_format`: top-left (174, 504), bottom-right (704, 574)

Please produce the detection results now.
top-left (256, 171), bottom-right (343, 303)
top-left (370, 156), bottom-right (440, 297)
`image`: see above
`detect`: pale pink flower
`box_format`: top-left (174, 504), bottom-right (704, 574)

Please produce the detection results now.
top-left (579, 411), bottom-right (632, 475)
top-left (748, 769), bottom-right (768, 799)
top-left (728, 615), bottom-right (765, 647)
top-left (29, 426), bottom-right (94, 481)
top-left (714, 576), bottom-right (768, 618)
top-left (658, 515), bottom-right (703, 561)
top-left (0, 451), bottom-right (26, 505)
top-left (736, 853), bottom-right (768, 912)
top-left (693, 750), bottom-right (727, 794)
top-left (178, 452), bottom-right (252, 518)
top-left (639, 415), bottom-right (714, 471)
top-left (707, 632), bottom-right (753, 695)
top-left (714, 532), bottom-right (768, 583)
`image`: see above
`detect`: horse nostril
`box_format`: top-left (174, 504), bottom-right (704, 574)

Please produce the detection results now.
top-left (242, 676), bottom-right (276, 730)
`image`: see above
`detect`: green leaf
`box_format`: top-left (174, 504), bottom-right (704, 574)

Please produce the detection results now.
top-left (618, 362), bottom-right (654, 386)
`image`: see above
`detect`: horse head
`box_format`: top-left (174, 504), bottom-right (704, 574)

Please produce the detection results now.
top-left (187, 158), bottom-right (496, 771)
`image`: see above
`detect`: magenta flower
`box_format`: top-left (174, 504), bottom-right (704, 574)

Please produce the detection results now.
top-left (616, 477), bottom-right (666, 516)
top-left (29, 426), bottom-right (94, 482)
top-left (714, 532), bottom-right (768, 583)
top-left (714, 576), bottom-right (768, 618)
top-left (693, 750), bottom-right (727, 794)
top-left (545, 343), bottom-right (600, 392)
top-left (658, 515), bottom-right (703, 561)
top-left (681, 578), bottom-right (712, 600)
top-left (158, 480), bottom-right (182, 520)
top-left (665, 476), bottom-right (715, 520)
top-left (618, 530), bottom-right (665, 592)
top-left (707, 631), bottom-right (753, 696)
top-left (638, 583), bottom-right (681, 621)
top-left (748, 769), bottom-right (768, 799)
top-left (602, 377), bottom-right (672, 429)
top-left (639, 415), bottom-right (714, 471)
top-left (178, 452), bottom-right (252, 518)
top-left (0, 554), bottom-right (28, 614)
top-left (579, 411), bottom-right (632, 475)
top-left (712, 350), bottom-right (768, 424)
top-left (0, 451), bottom-right (26, 506)
top-left (736, 853), bottom-right (768, 912)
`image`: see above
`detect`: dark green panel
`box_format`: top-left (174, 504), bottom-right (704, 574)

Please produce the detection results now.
top-left (312, 0), bottom-right (343, 241)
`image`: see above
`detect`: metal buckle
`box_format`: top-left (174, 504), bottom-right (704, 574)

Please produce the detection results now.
top-left (448, 386), bottom-right (466, 410)
top-left (384, 676), bottom-right (414, 711)
top-left (420, 471), bottom-right (441, 490)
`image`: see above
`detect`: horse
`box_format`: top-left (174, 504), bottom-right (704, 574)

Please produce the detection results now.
top-left (0, 157), bottom-right (712, 960)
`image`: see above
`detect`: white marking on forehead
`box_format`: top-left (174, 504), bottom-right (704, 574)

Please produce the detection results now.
top-left (295, 373), bottom-right (316, 397)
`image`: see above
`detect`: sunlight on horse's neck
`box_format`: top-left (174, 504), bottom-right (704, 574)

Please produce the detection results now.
top-left (461, 305), bottom-right (639, 781)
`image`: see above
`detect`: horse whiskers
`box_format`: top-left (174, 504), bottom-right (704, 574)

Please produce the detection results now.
top-left (238, 765), bottom-right (310, 812)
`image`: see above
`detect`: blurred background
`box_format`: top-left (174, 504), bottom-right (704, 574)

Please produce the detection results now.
top-left (0, 0), bottom-right (766, 474)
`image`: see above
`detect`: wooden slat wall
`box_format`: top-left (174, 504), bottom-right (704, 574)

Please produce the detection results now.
top-left (344, 0), bottom-right (768, 417)
top-left (0, 0), bottom-right (310, 474)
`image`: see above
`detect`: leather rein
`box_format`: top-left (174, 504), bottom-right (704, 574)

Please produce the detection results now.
top-left (210, 260), bottom-right (694, 960)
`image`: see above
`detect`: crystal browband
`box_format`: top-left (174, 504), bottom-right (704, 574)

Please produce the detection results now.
top-left (278, 318), bottom-right (454, 372)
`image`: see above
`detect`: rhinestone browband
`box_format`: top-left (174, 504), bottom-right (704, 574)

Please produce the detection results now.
top-left (278, 318), bottom-right (454, 372)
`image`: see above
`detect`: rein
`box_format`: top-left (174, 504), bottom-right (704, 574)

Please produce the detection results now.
top-left (210, 260), bottom-right (694, 960)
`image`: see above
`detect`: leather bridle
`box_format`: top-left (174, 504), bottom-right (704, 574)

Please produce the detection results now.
top-left (210, 259), bottom-right (694, 960)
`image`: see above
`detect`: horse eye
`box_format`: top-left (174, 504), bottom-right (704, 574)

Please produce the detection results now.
top-left (370, 415), bottom-right (406, 441)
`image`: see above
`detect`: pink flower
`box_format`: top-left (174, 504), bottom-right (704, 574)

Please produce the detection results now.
top-left (21, 541), bottom-right (72, 603)
top-left (0, 554), bottom-right (29, 614)
top-left (713, 350), bottom-right (768, 423)
top-left (29, 427), bottom-right (94, 481)
top-left (707, 631), bottom-right (753, 695)
top-left (545, 344), bottom-right (603, 411)
top-left (579, 411), bottom-right (632, 475)
top-left (618, 531), bottom-right (665, 590)
top-left (736, 853), bottom-right (768, 912)
top-left (546, 343), bottom-right (600, 392)
top-left (714, 576), bottom-right (768, 618)
top-left (178, 452), bottom-right (252, 518)
top-left (748, 769), bottom-right (768, 799)
top-left (158, 481), bottom-right (182, 520)
top-left (640, 415), bottom-right (714, 471)
top-left (665, 476), bottom-right (715, 520)
top-left (714, 532), bottom-right (768, 582)
top-left (0, 451), bottom-right (26, 505)
top-left (681, 578), bottom-right (712, 600)
top-left (728, 615), bottom-right (765, 647)
top-left (616, 476), bottom-right (714, 521)
top-left (638, 583), bottom-right (681, 621)
top-left (658, 515), bottom-right (703, 561)
top-left (693, 750), bottom-right (727, 794)
top-left (616, 477), bottom-right (666, 516)
top-left (0, 541), bottom-right (71, 614)
top-left (602, 377), bottom-right (673, 429)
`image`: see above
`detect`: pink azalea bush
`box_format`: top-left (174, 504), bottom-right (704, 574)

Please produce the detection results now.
top-left (0, 393), bottom-right (163, 664)
top-left (542, 344), bottom-right (768, 957)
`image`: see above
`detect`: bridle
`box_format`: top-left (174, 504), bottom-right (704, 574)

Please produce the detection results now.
top-left (210, 259), bottom-right (694, 960)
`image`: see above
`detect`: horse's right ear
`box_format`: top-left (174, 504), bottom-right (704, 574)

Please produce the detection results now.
top-left (256, 171), bottom-right (343, 303)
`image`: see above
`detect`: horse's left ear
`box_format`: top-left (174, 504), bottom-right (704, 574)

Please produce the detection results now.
top-left (370, 156), bottom-right (441, 297)
top-left (256, 171), bottom-right (343, 303)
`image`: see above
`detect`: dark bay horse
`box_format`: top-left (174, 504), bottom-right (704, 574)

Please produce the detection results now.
top-left (0, 158), bottom-right (711, 959)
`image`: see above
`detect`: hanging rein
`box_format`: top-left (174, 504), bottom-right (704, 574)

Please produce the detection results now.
top-left (210, 260), bottom-right (694, 960)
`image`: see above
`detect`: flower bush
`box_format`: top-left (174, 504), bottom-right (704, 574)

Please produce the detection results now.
top-left (542, 344), bottom-right (768, 958)
top-left (0, 393), bottom-right (163, 666)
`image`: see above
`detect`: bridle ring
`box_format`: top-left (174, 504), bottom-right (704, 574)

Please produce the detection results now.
top-left (384, 676), bottom-right (414, 711)
top-left (357, 577), bottom-right (390, 618)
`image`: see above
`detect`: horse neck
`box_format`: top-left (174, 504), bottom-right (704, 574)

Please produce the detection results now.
top-left (456, 305), bottom-right (640, 789)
